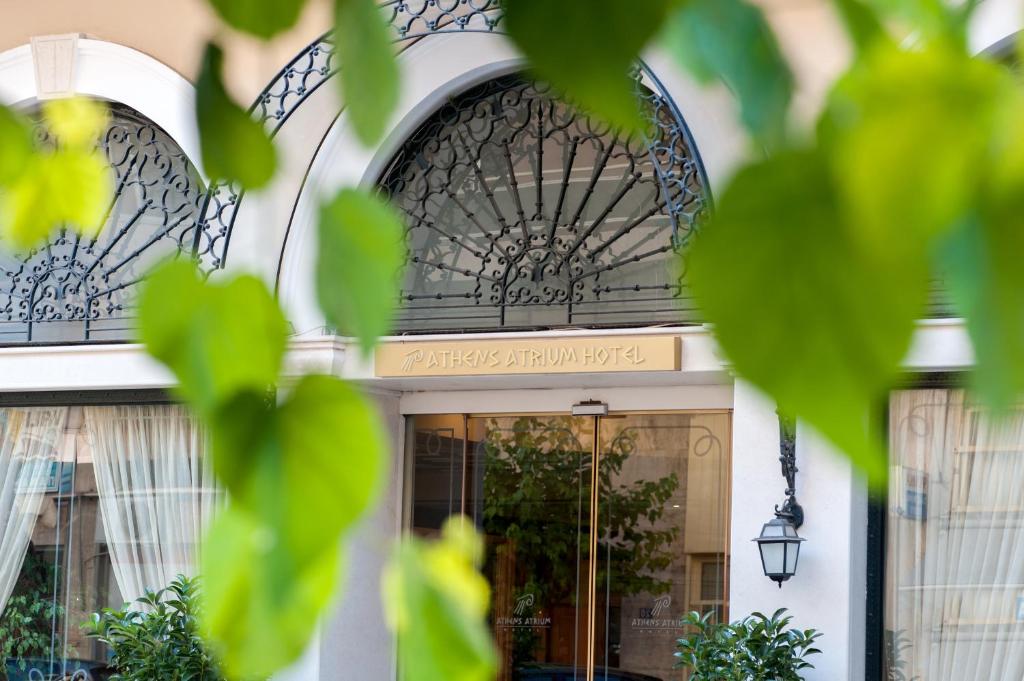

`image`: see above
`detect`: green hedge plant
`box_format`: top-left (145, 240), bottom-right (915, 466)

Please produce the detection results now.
top-left (675, 608), bottom-right (822, 681)
top-left (83, 575), bottom-right (225, 681)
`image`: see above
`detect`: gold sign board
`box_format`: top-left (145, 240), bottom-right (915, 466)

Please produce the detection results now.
top-left (374, 335), bottom-right (680, 377)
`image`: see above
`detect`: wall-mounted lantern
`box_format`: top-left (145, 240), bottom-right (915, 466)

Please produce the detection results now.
top-left (753, 412), bottom-right (806, 587)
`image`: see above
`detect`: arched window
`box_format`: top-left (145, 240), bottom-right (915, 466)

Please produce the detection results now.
top-left (0, 103), bottom-right (204, 343)
top-left (379, 75), bottom-right (709, 333)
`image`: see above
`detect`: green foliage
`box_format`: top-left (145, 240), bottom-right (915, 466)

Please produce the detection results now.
top-left (200, 505), bottom-right (339, 679)
top-left (504, 0), bottom-right (673, 132)
top-left (662, 0), bottom-right (793, 147)
top-left (688, 12), bottom-right (1024, 482)
top-left (316, 188), bottom-right (405, 354)
top-left (383, 517), bottom-right (497, 681)
top-left (83, 575), bottom-right (224, 681)
top-left (929, 82), bottom-right (1024, 409)
top-left (481, 417), bottom-right (679, 601)
top-left (480, 417), bottom-right (680, 669)
top-left (830, 0), bottom-right (890, 53)
top-left (675, 609), bottom-right (822, 681)
top-left (0, 551), bottom-right (65, 678)
top-left (196, 43), bottom-right (277, 189)
top-left (0, 105), bottom-right (32, 185)
top-left (138, 259), bottom-right (288, 417)
top-left (822, 44), bottom-right (1008, 251)
top-left (884, 629), bottom-right (915, 681)
top-left (0, 98), bottom-right (111, 249)
top-left (13, 1), bottom-right (1024, 680)
top-left (138, 259), bottom-right (389, 678)
top-left (334, 0), bottom-right (400, 146)
top-left (688, 148), bottom-right (914, 482)
top-left (206, 0), bottom-right (308, 39)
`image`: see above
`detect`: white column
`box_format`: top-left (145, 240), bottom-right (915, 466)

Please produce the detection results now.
top-left (729, 380), bottom-right (866, 681)
top-left (316, 390), bottom-right (404, 680)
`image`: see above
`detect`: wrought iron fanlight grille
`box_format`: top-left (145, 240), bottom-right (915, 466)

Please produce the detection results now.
top-left (0, 104), bottom-right (205, 344)
top-left (379, 75), bottom-right (709, 333)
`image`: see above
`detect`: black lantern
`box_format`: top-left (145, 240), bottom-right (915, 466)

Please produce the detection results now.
top-left (753, 412), bottom-right (806, 587)
top-left (754, 517), bottom-right (805, 586)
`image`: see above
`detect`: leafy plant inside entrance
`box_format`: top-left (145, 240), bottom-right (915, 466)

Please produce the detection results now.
top-left (480, 415), bottom-right (681, 666)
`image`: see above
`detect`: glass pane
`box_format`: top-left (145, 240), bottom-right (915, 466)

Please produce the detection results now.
top-left (380, 75), bottom-right (707, 333)
top-left (784, 543), bottom-right (799, 575)
top-left (407, 414), bottom-right (468, 535)
top-left (0, 405), bottom-right (215, 681)
top-left (886, 389), bottom-right (1024, 681)
top-left (761, 542), bottom-right (785, 575)
top-left (0, 105), bottom-right (205, 344)
top-left (469, 415), bottom-right (593, 681)
top-left (595, 413), bottom-right (731, 681)
top-left (407, 411), bottom-right (733, 681)
top-left (1, 408), bottom-right (118, 680)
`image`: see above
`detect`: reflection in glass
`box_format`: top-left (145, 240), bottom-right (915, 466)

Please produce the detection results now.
top-left (0, 405), bottom-right (215, 681)
top-left (597, 414), bottom-right (730, 680)
top-left (886, 390), bottom-right (1024, 681)
top-left (472, 416), bottom-right (592, 680)
top-left (408, 412), bottom-right (731, 681)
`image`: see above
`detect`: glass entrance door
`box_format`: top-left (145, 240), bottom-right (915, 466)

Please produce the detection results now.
top-left (407, 411), bottom-right (731, 681)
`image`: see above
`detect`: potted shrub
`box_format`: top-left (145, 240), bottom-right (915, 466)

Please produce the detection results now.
top-left (0, 550), bottom-right (67, 681)
top-left (675, 608), bottom-right (822, 681)
top-left (84, 575), bottom-right (224, 681)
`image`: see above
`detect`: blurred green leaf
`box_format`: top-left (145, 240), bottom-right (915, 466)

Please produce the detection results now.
top-left (202, 374), bottom-right (387, 678)
top-left (206, 0), bottom-right (308, 39)
top-left (830, 0), bottom-right (890, 53)
top-left (138, 259), bottom-right (288, 416)
top-left (856, 0), bottom-right (980, 47)
top-left (0, 106), bottom-right (33, 185)
top-left (937, 93), bottom-right (1024, 408)
top-left (936, 218), bottom-right (1021, 408)
top-left (42, 98), bottom-right (109, 149)
top-left (317, 188), bottom-right (405, 353)
top-left (335, 0), bottom-right (399, 147)
top-left (383, 517), bottom-right (496, 681)
top-left (662, 0), bottom-right (792, 147)
top-left (218, 374), bottom-right (387, 562)
top-left (688, 149), bottom-right (929, 483)
top-left (196, 42), bottom-right (277, 189)
top-left (822, 44), bottom-right (1007, 254)
top-left (202, 506), bottom-right (341, 679)
top-left (0, 149), bottom-right (111, 249)
top-left (504, 0), bottom-right (672, 132)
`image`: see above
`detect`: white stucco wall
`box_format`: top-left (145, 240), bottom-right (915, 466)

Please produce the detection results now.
top-left (729, 381), bottom-right (867, 681)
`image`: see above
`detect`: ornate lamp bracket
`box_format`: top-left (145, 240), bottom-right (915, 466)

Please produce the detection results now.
top-left (775, 411), bottom-right (804, 529)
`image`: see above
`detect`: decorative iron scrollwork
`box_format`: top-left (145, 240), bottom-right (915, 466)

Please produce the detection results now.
top-left (379, 76), bottom-right (708, 332)
top-left (198, 3), bottom-right (711, 303)
top-left (0, 104), bottom-right (205, 343)
top-left (775, 410), bottom-right (804, 528)
top-left (4, 2), bottom-right (710, 343)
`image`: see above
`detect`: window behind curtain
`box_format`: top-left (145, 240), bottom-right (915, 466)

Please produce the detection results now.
top-left (885, 388), bottom-right (1024, 681)
top-left (0, 404), bottom-right (215, 680)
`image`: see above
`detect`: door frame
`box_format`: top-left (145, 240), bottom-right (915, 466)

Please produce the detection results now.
top-left (402, 397), bottom-right (734, 680)
top-left (398, 384), bottom-right (733, 416)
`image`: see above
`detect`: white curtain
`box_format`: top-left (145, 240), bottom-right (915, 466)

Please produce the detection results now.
top-left (887, 389), bottom-right (1024, 681)
top-left (0, 407), bottom-right (68, 615)
top-left (85, 405), bottom-right (219, 603)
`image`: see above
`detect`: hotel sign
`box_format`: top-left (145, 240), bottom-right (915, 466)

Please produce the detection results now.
top-left (374, 335), bottom-right (680, 377)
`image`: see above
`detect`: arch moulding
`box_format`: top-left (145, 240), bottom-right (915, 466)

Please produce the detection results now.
top-left (0, 38), bottom-right (201, 176)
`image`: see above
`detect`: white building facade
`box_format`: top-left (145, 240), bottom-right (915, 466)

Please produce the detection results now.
top-left (0, 2), bottom-right (1022, 680)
